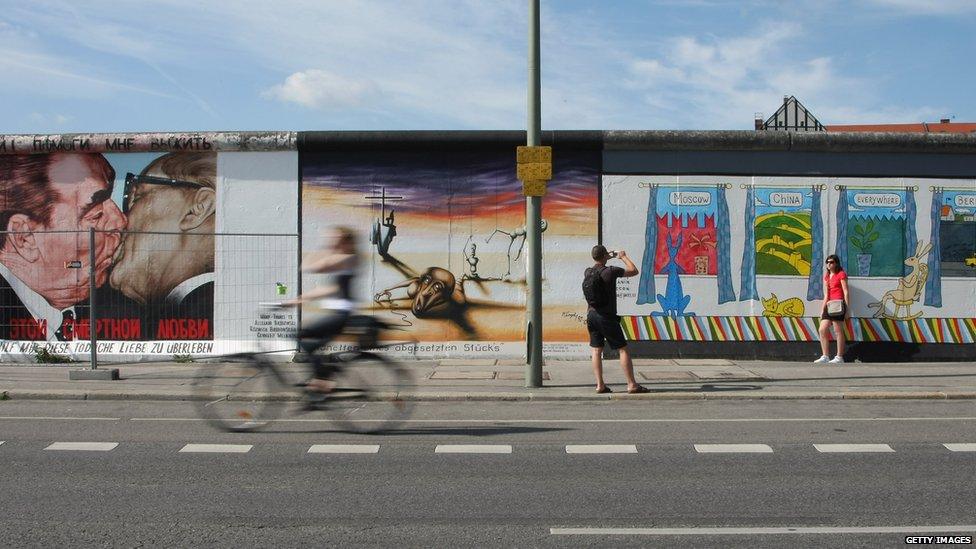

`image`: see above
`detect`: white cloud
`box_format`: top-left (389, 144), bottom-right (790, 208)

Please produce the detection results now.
top-left (623, 22), bottom-right (945, 128)
top-left (865, 0), bottom-right (976, 15)
top-left (263, 69), bottom-right (379, 109)
top-left (30, 112), bottom-right (74, 126)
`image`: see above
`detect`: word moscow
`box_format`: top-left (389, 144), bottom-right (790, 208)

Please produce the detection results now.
top-left (904, 535), bottom-right (972, 544)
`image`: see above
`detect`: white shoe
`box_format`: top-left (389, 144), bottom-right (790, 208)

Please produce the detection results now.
top-left (829, 356), bottom-right (845, 364)
top-left (813, 355), bottom-right (829, 364)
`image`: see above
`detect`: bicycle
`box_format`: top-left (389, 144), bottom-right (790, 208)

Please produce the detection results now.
top-left (193, 309), bottom-right (414, 434)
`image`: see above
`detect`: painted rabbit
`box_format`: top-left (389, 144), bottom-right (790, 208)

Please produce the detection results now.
top-left (867, 241), bottom-right (933, 320)
top-left (652, 233), bottom-right (694, 317)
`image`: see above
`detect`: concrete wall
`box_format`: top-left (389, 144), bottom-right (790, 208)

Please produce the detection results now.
top-left (1, 130), bottom-right (974, 361)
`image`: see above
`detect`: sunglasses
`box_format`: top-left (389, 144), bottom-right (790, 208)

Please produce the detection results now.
top-left (122, 172), bottom-right (206, 214)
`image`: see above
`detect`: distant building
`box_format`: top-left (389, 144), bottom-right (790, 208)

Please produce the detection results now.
top-left (755, 96), bottom-right (975, 133)
top-left (755, 96), bottom-right (824, 132)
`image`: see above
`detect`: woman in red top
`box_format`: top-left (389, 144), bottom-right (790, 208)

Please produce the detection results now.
top-left (815, 254), bottom-right (850, 364)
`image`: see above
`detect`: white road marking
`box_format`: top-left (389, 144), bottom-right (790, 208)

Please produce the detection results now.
top-left (0, 416), bottom-right (120, 421)
top-left (814, 444), bottom-right (894, 453)
top-left (566, 445), bottom-right (638, 454)
top-left (126, 416), bottom-right (976, 424)
top-left (45, 442), bottom-right (118, 451)
top-left (694, 444), bottom-right (773, 453)
top-left (550, 525), bottom-right (976, 536)
top-left (943, 443), bottom-right (976, 452)
top-left (179, 444), bottom-right (252, 454)
top-left (308, 445), bottom-right (380, 454)
top-left (435, 445), bottom-right (513, 454)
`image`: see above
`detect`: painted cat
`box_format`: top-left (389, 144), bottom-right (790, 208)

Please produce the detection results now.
top-left (761, 293), bottom-right (805, 317)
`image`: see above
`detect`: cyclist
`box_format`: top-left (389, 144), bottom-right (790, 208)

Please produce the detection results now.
top-left (284, 226), bottom-right (360, 400)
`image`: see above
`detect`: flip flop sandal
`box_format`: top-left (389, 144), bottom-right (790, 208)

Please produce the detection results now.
top-left (596, 386), bottom-right (613, 394)
top-left (628, 385), bottom-right (650, 394)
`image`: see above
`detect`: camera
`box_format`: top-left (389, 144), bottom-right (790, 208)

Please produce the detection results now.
top-left (609, 250), bottom-right (618, 258)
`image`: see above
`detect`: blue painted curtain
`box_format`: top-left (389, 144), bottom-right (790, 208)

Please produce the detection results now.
top-left (903, 187), bottom-right (917, 276)
top-left (716, 185), bottom-right (735, 303)
top-left (739, 186), bottom-right (757, 301)
top-left (834, 186), bottom-right (849, 261)
top-left (806, 186), bottom-right (825, 300)
top-left (924, 189), bottom-right (943, 307)
top-left (636, 184), bottom-right (658, 304)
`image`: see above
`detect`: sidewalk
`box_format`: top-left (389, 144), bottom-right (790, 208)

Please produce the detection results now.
top-left (2, 358), bottom-right (976, 402)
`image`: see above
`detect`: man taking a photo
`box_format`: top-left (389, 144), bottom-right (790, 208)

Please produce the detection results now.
top-left (583, 245), bottom-right (648, 394)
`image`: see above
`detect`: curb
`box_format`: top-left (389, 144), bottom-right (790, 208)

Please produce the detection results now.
top-left (2, 389), bottom-right (976, 402)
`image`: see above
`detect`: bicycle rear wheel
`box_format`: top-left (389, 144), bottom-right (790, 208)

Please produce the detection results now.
top-left (322, 352), bottom-right (412, 434)
top-left (194, 354), bottom-right (289, 432)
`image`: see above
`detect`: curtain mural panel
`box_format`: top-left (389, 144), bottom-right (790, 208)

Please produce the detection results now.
top-left (606, 175), bottom-right (976, 344)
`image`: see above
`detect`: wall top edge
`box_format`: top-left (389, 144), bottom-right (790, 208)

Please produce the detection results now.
top-left (3, 130), bottom-right (975, 155)
top-left (0, 131), bottom-right (297, 155)
top-left (603, 130), bottom-right (976, 154)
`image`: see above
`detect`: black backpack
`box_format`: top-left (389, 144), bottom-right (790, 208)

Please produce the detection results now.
top-left (582, 266), bottom-right (610, 308)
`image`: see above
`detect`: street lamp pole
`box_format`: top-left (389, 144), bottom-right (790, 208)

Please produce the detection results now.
top-left (525, 0), bottom-right (543, 387)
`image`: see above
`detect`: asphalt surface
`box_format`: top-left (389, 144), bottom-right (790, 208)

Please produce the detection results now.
top-left (1, 399), bottom-right (975, 547)
top-left (4, 358), bottom-right (976, 402)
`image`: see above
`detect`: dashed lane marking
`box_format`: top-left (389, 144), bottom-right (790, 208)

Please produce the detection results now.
top-left (694, 444), bottom-right (774, 453)
top-left (566, 445), bottom-right (638, 454)
top-left (308, 445), bottom-right (380, 454)
top-left (943, 443), bottom-right (976, 452)
top-left (434, 445), bottom-right (513, 454)
top-left (44, 442), bottom-right (118, 452)
top-left (179, 444), bottom-right (252, 454)
top-left (550, 525), bottom-right (976, 536)
top-left (0, 416), bottom-right (120, 421)
top-left (814, 444), bottom-right (894, 453)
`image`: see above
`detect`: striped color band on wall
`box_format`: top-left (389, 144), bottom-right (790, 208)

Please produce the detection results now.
top-left (619, 316), bottom-right (976, 344)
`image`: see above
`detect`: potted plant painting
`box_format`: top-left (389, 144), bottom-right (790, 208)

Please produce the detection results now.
top-left (850, 219), bottom-right (879, 276)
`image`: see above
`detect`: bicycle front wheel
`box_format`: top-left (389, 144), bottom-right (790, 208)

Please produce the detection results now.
top-left (194, 355), bottom-right (289, 432)
top-left (323, 352), bottom-right (412, 434)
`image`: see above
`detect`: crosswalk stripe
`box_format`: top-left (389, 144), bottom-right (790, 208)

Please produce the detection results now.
top-left (179, 444), bottom-right (252, 453)
top-left (45, 442), bottom-right (118, 452)
top-left (435, 445), bottom-right (512, 454)
top-left (566, 445), bottom-right (638, 454)
top-left (308, 445), bottom-right (380, 454)
top-left (694, 444), bottom-right (773, 453)
top-left (814, 444), bottom-right (894, 453)
top-left (943, 443), bottom-right (976, 452)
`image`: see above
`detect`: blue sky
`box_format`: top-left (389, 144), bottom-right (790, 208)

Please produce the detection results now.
top-left (1, 0), bottom-right (974, 133)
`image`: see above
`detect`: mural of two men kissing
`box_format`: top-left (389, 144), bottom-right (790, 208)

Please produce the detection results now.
top-left (0, 152), bottom-right (216, 342)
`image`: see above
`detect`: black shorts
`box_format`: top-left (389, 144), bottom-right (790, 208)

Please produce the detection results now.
top-left (587, 310), bottom-right (627, 350)
top-left (820, 302), bottom-right (846, 321)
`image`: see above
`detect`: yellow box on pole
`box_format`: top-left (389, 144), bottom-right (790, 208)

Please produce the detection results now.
top-left (516, 145), bottom-right (552, 196)
top-left (522, 179), bottom-right (547, 197)
top-left (516, 145), bottom-right (551, 164)
top-left (516, 162), bottom-right (552, 181)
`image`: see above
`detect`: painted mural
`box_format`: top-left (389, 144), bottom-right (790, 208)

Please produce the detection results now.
top-left (606, 176), bottom-right (976, 345)
top-left (753, 187), bottom-right (816, 276)
top-left (0, 151), bottom-right (298, 359)
top-left (301, 148), bottom-right (599, 357)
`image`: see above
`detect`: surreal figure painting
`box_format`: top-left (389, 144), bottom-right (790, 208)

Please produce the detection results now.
top-left (302, 148), bottom-right (599, 344)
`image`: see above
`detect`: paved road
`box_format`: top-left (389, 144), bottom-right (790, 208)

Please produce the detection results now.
top-left (1, 399), bottom-right (975, 547)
